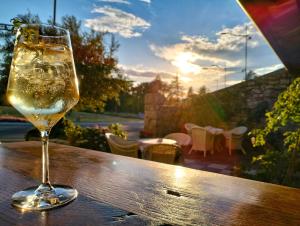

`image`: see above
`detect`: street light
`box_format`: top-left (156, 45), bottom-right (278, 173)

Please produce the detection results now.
top-left (53, 0), bottom-right (57, 25)
top-left (202, 64), bottom-right (227, 90)
top-left (211, 64), bottom-right (227, 88)
top-left (220, 25), bottom-right (251, 81)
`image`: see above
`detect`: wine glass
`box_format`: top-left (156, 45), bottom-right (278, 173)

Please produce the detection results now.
top-left (6, 24), bottom-right (79, 210)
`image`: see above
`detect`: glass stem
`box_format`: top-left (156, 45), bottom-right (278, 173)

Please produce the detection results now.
top-left (41, 131), bottom-right (51, 186)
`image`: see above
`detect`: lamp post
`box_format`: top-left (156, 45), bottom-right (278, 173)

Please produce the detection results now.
top-left (203, 64), bottom-right (227, 90)
top-left (220, 25), bottom-right (251, 81)
top-left (53, 0), bottom-right (57, 25)
top-left (211, 64), bottom-right (227, 88)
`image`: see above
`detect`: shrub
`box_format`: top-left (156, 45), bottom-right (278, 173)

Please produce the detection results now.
top-left (108, 123), bottom-right (127, 139)
top-left (25, 118), bottom-right (69, 140)
top-left (71, 127), bottom-right (110, 152)
top-left (25, 118), bottom-right (127, 153)
top-left (249, 77), bottom-right (300, 186)
top-left (63, 120), bottom-right (110, 152)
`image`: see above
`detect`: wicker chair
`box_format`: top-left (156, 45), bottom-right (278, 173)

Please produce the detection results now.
top-left (184, 123), bottom-right (199, 136)
top-left (144, 144), bottom-right (181, 164)
top-left (223, 126), bottom-right (248, 155)
top-left (105, 133), bottom-right (139, 158)
top-left (189, 127), bottom-right (214, 157)
top-left (164, 133), bottom-right (191, 146)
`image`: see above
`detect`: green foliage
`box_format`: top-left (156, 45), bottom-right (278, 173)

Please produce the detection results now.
top-left (247, 149), bottom-right (290, 184)
top-left (250, 77), bottom-right (300, 185)
top-left (58, 118), bottom-right (110, 152)
top-left (0, 29), bottom-right (14, 105)
top-left (0, 106), bottom-right (21, 116)
top-left (0, 13), bottom-right (41, 105)
top-left (61, 16), bottom-right (131, 112)
top-left (252, 77), bottom-right (300, 150)
top-left (25, 117), bottom-right (127, 152)
top-left (180, 93), bottom-right (228, 128)
top-left (25, 117), bottom-right (70, 141)
top-left (64, 122), bottom-right (128, 152)
top-left (105, 82), bottom-right (149, 113)
top-left (67, 127), bottom-right (110, 152)
top-left (179, 84), bottom-right (250, 130)
top-left (108, 123), bottom-right (127, 139)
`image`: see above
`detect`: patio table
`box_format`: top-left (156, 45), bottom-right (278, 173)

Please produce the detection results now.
top-left (138, 138), bottom-right (178, 159)
top-left (0, 141), bottom-right (300, 225)
top-left (205, 126), bottom-right (225, 153)
top-left (138, 138), bottom-right (177, 146)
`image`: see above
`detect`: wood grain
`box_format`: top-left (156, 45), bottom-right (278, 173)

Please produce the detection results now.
top-left (1, 141), bottom-right (300, 226)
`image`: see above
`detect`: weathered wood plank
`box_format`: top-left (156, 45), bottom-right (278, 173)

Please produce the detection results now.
top-left (0, 168), bottom-right (159, 226)
top-left (1, 141), bottom-right (300, 226)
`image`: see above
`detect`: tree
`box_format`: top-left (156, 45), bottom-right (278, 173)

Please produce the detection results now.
top-left (245, 70), bottom-right (257, 81)
top-left (105, 81), bottom-right (152, 113)
top-left (0, 14), bottom-right (130, 111)
top-left (131, 82), bottom-right (150, 113)
top-left (166, 75), bottom-right (184, 104)
top-left (252, 77), bottom-right (300, 185)
top-left (187, 86), bottom-right (194, 98)
top-left (147, 75), bottom-right (169, 95)
top-left (0, 12), bottom-right (41, 105)
top-left (61, 16), bottom-right (130, 111)
top-left (0, 33), bottom-right (13, 105)
top-left (198, 85), bottom-right (207, 96)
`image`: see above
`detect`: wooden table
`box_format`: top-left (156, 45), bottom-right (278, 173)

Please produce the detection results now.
top-left (0, 141), bottom-right (300, 225)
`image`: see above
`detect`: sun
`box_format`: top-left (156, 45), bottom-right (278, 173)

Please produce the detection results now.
top-left (172, 51), bottom-right (201, 74)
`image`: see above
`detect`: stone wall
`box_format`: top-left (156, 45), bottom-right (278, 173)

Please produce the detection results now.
top-left (144, 68), bottom-right (294, 137)
top-left (208, 68), bottom-right (293, 128)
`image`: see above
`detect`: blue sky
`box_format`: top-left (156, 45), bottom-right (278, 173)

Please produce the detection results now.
top-left (0, 0), bottom-right (283, 91)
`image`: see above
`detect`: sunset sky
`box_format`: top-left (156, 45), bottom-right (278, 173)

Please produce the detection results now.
top-left (1, 0), bottom-right (283, 91)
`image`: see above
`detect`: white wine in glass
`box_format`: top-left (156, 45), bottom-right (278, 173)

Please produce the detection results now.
top-left (7, 24), bottom-right (79, 210)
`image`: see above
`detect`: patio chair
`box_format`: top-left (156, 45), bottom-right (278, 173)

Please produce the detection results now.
top-left (164, 133), bottom-right (191, 146)
top-left (144, 144), bottom-right (181, 164)
top-left (223, 126), bottom-right (248, 155)
top-left (189, 127), bottom-right (214, 157)
top-left (184, 123), bottom-right (199, 136)
top-left (105, 133), bottom-right (139, 158)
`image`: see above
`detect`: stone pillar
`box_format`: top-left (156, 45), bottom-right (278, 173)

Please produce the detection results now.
top-left (144, 92), bottom-right (165, 137)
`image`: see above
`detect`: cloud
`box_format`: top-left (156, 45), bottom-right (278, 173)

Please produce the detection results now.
top-left (139, 0), bottom-right (151, 4)
top-left (149, 23), bottom-right (263, 75)
top-left (120, 64), bottom-right (224, 92)
top-left (85, 6), bottom-right (151, 38)
top-left (254, 63), bottom-right (284, 75)
top-left (99, 0), bottom-right (130, 4)
top-left (120, 64), bottom-right (175, 83)
top-left (147, 23), bottom-right (281, 91)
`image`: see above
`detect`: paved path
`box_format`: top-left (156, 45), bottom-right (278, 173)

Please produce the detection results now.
top-left (0, 122), bottom-right (33, 141)
top-left (0, 121), bottom-right (144, 142)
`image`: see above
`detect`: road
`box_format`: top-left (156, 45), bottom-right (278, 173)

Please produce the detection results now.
top-left (0, 120), bottom-right (144, 142)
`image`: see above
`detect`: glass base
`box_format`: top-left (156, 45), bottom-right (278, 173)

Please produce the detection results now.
top-left (12, 184), bottom-right (78, 211)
